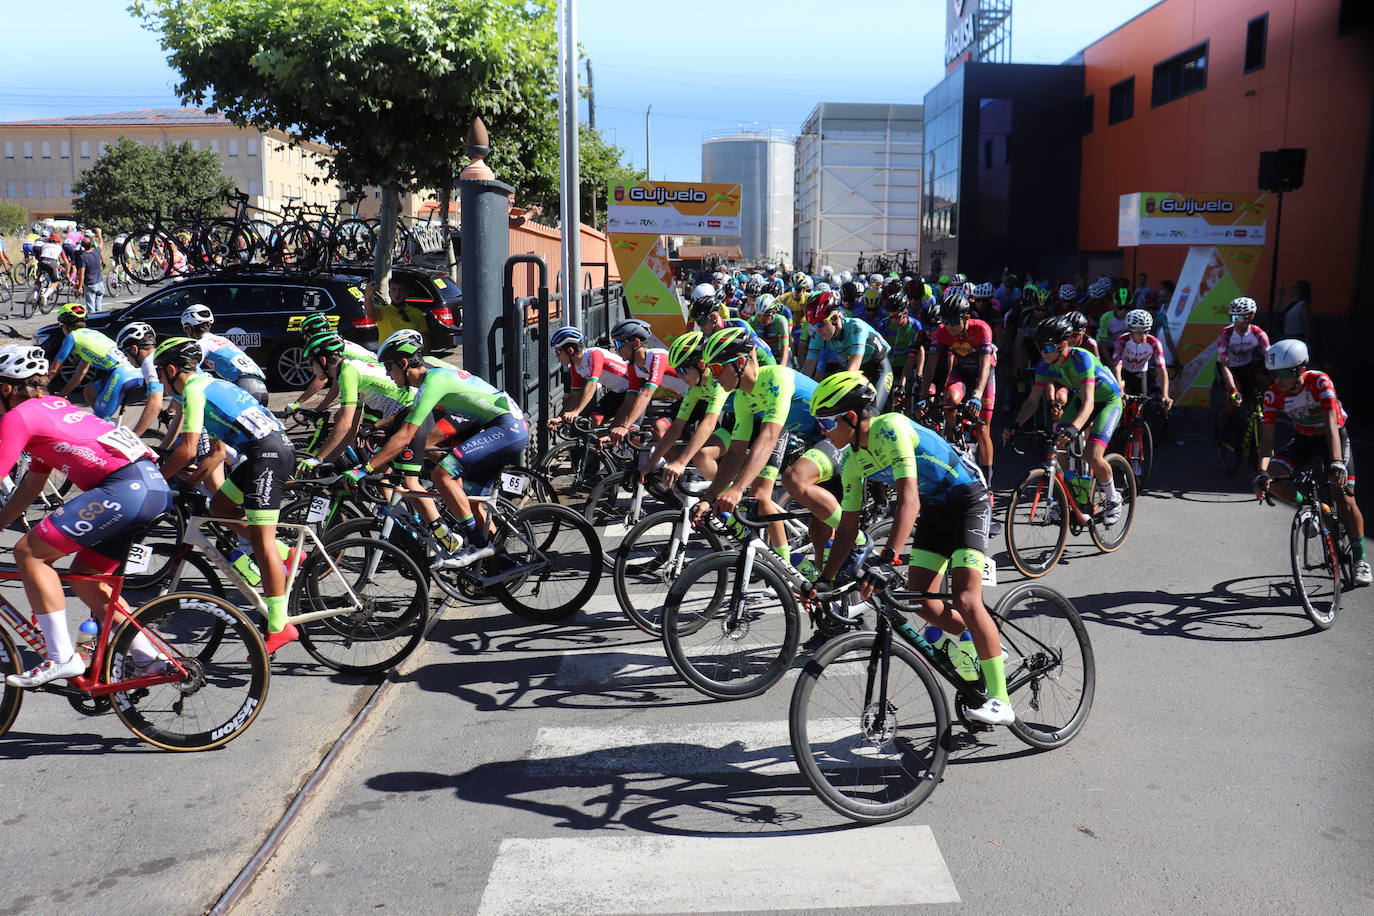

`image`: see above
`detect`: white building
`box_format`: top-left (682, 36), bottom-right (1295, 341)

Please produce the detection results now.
top-left (794, 103), bottom-right (923, 274)
top-left (700, 129), bottom-right (795, 266)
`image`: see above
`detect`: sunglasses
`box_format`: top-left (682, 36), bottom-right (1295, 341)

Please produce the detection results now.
top-left (816, 415), bottom-right (840, 432)
top-left (1041, 342), bottom-right (1061, 353)
top-left (1271, 367), bottom-right (1300, 379)
top-left (707, 356), bottom-right (742, 375)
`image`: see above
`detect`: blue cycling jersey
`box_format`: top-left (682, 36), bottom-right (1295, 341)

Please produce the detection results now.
top-left (197, 333), bottom-right (266, 382)
top-left (1033, 347), bottom-right (1123, 400)
top-left (806, 316), bottom-right (892, 365)
top-left (175, 373), bottom-right (284, 450)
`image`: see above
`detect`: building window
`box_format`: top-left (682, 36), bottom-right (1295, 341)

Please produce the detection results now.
top-left (43, 182), bottom-right (54, 198)
top-left (1153, 42), bottom-right (1208, 107)
top-left (1339, 0), bottom-right (1371, 34)
top-left (1108, 78), bottom-right (1134, 124)
top-left (1245, 15), bottom-right (1267, 73)
top-left (62, 182), bottom-right (72, 196)
top-left (190, 139), bottom-right (201, 151)
top-left (25, 182), bottom-right (35, 198)
top-left (80, 141), bottom-right (90, 158)
top-left (247, 138), bottom-right (258, 156)
top-left (40, 141), bottom-right (51, 158)
top-left (228, 139), bottom-right (239, 157)
top-left (23, 142), bottom-right (33, 158)
top-left (248, 179), bottom-right (259, 196)
top-left (3, 142), bottom-right (11, 158)
top-left (59, 141), bottom-right (69, 158)
top-left (210, 139), bottom-right (220, 153)
top-left (1081, 94), bottom-right (1094, 134)
top-left (98, 141), bottom-right (108, 156)
top-left (5, 182), bottom-right (15, 198)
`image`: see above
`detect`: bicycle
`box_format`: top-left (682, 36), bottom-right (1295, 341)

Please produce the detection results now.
top-left (0, 553), bottom-right (270, 751)
top-left (536, 417), bottom-right (623, 493)
top-left (789, 576), bottom-right (1094, 823)
top-left (1216, 390), bottom-right (1262, 477)
top-left (1265, 467), bottom-right (1357, 629)
top-left (1004, 428), bottom-right (1137, 577)
top-left (583, 432), bottom-right (684, 567)
top-left (1113, 394), bottom-right (1163, 490)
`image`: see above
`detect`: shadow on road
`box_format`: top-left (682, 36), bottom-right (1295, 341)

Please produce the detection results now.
top-left (1073, 574), bottom-right (1319, 642)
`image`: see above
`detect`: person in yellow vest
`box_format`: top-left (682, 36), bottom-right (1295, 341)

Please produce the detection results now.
top-left (364, 277), bottom-right (429, 346)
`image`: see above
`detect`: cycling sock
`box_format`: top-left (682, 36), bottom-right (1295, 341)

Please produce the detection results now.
top-left (1353, 538), bottom-right (1367, 563)
top-left (773, 543), bottom-right (790, 560)
top-left (822, 509), bottom-right (842, 529)
top-left (36, 610), bottom-right (75, 664)
top-left (1104, 479), bottom-right (1119, 502)
top-left (275, 540), bottom-right (291, 562)
top-left (980, 653), bottom-right (1010, 704)
top-left (265, 595), bottom-right (288, 633)
top-left (461, 515), bottom-right (488, 548)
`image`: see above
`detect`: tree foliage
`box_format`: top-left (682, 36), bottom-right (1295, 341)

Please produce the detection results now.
top-left (71, 137), bottom-right (234, 229)
top-left (575, 124), bottom-right (646, 231)
top-left (0, 201), bottom-right (27, 235)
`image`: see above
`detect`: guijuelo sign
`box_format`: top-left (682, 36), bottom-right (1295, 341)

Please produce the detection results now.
top-left (1118, 191), bottom-right (1269, 246)
top-left (607, 180), bottom-right (742, 236)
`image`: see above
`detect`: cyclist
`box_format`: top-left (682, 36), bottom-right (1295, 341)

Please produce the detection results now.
top-left (35, 231), bottom-right (66, 292)
top-left (359, 333), bottom-right (529, 569)
top-left (0, 345), bottom-right (172, 688)
top-left (877, 289), bottom-right (922, 408)
top-left (1083, 277), bottom-right (1114, 321)
top-left (1110, 309), bottom-right (1173, 407)
top-left (970, 282), bottom-right (1000, 325)
top-left (1254, 339), bottom-right (1369, 586)
top-left (689, 285), bottom-right (777, 366)
top-left (643, 331), bottom-right (731, 485)
top-left (1216, 296), bottom-right (1270, 418)
top-left (1055, 282), bottom-right (1080, 313)
top-left (862, 274), bottom-right (884, 312)
top-left (284, 311), bottom-right (380, 414)
top-left (1065, 310), bottom-right (1099, 357)
top-left (48, 303), bottom-right (147, 422)
top-left (1096, 288), bottom-right (1134, 349)
top-left (751, 294), bottom-right (792, 367)
top-left (920, 288), bottom-right (997, 487)
top-left (155, 337), bottom-right (299, 653)
top-left (801, 291), bottom-right (893, 410)
top-left (114, 322), bottom-right (166, 436)
top-left (1005, 315), bottom-right (1126, 524)
top-left (807, 370), bottom-right (1013, 725)
top-left (551, 325), bottom-right (633, 426)
top-left (606, 317), bottom-right (688, 447)
top-left (180, 304), bottom-right (270, 406)
top-left (299, 332), bottom-right (414, 466)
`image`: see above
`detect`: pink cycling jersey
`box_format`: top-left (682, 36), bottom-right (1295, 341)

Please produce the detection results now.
top-left (1262, 370), bottom-right (1347, 437)
top-left (0, 396), bottom-right (153, 490)
top-left (1217, 324), bottom-right (1270, 367)
top-left (570, 347), bottom-right (632, 393)
top-left (630, 348), bottom-right (687, 395)
top-left (1112, 332), bottom-right (1166, 374)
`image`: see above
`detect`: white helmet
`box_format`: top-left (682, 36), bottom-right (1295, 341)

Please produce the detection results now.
top-left (1229, 296), bottom-right (1258, 318)
top-left (690, 282), bottom-right (718, 304)
top-left (1059, 283), bottom-right (1079, 301)
top-left (1088, 277), bottom-right (1114, 299)
top-left (869, 273), bottom-right (883, 284)
top-left (181, 303), bottom-right (214, 327)
top-left (381, 328), bottom-right (425, 354)
top-left (837, 270), bottom-right (852, 286)
top-left (820, 265), bottom-right (834, 278)
top-left (1265, 339), bottom-right (1308, 371)
top-left (0, 345), bottom-right (50, 381)
top-left (972, 282), bottom-right (995, 298)
top-left (1125, 309), bottom-right (1153, 331)
top-left (117, 322), bottom-right (156, 348)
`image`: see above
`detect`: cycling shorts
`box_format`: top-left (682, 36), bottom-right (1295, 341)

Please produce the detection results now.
top-left (92, 364), bottom-right (146, 421)
top-left (32, 459), bottom-right (173, 574)
top-left (943, 366), bottom-right (996, 421)
top-left (38, 258), bottom-right (60, 283)
top-left (907, 481), bottom-right (991, 575)
top-left (237, 375), bottom-right (269, 407)
top-left (863, 356), bottom-right (893, 414)
top-left (1065, 394), bottom-right (1123, 448)
top-left (1121, 370), bottom-right (1156, 397)
top-left (393, 415), bottom-right (436, 475)
top-left (1225, 362), bottom-right (1262, 403)
top-left (437, 413), bottom-right (530, 487)
top-left (219, 432), bottom-right (294, 525)
top-left (1272, 428), bottom-right (1356, 495)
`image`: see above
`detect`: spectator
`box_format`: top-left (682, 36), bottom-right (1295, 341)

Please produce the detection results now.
top-left (996, 273), bottom-right (1022, 307)
top-left (0, 234), bottom-right (12, 280)
top-left (1134, 272), bottom-right (1156, 308)
top-left (1276, 280), bottom-right (1311, 342)
top-left (75, 234), bottom-right (104, 310)
top-left (364, 276), bottom-right (428, 345)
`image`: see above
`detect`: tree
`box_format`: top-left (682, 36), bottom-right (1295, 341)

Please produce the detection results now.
top-left (71, 136), bottom-right (234, 230)
top-left (575, 124), bottom-right (645, 232)
top-left (0, 201), bottom-right (27, 235)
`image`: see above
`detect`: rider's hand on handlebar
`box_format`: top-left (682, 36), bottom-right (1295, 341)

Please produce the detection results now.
top-left (608, 424), bottom-right (629, 447)
top-left (296, 455), bottom-right (321, 475)
top-left (1053, 422), bottom-right (1079, 446)
top-left (1329, 461), bottom-right (1348, 491)
top-left (1252, 472), bottom-right (1272, 502)
top-left (1001, 423), bottom-right (1018, 446)
top-left (963, 396), bottom-right (982, 417)
top-left (660, 461), bottom-right (686, 487)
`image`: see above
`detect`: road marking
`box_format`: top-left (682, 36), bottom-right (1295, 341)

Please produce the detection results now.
top-left (475, 829), bottom-right (960, 915)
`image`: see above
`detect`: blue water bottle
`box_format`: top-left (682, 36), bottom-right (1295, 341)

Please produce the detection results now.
top-left (77, 618), bottom-right (100, 665)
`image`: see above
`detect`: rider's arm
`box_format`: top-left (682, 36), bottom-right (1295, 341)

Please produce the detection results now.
top-left (160, 432), bottom-right (200, 479)
top-left (674, 410), bottom-right (722, 467)
top-left (973, 351), bottom-right (992, 401)
top-left (129, 388), bottom-right (164, 437)
top-left (882, 474), bottom-right (920, 566)
top-left (160, 376), bottom-right (207, 478)
top-left (0, 466), bottom-right (50, 534)
top-left (1151, 337), bottom-right (1171, 404)
top-left (646, 415), bottom-right (689, 468)
top-left (777, 321), bottom-right (791, 368)
top-left (316, 403), bottom-right (360, 463)
top-left (1070, 379), bottom-right (1097, 430)
top-left (58, 361), bottom-right (89, 399)
top-left (561, 379), bottom-right (599, 423)
top-left (184, 439), bottom-right (227, 488)
top-left (362, 419), bottom-right (419, 474)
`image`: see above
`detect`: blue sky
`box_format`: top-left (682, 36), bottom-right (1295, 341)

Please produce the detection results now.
top-left (1, 0), bottom-right (1158, 186)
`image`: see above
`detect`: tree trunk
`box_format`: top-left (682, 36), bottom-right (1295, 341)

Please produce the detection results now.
top-left (370, 186), bottom-right (399, 306)
top-left (439, 178), bottom-right (457, 283)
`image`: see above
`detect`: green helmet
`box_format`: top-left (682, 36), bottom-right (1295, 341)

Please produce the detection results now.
top-left (1114, 286), bottom-right (1132, 307)
top-left (153, 336), bottom-right (202, 369)
top-left (56, 302), bottom-right (89, 325)
top-left (303, 332), bottom-right (345, 361)
top-left (810, 370), bottom-right (876, 417)
top-left (300, 312), bottom-right (333, 337)
top-left (701, 325), bottom-right (752, 366)
top-left (667, 330), bottom-right (706, 370)
top-left (756, 293), bottom-right (778, 317)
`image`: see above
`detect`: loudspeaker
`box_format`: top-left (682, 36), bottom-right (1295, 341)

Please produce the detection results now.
top-left (1258, 148), bottom-right (1306, 193)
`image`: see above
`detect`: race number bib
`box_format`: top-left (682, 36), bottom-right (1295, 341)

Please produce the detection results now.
top-left (230, 354), bottom-right (259, 375)
top-left (305, 496), bottom-right (330, 523)
top-left (499, 473), bottom-right (528, 496)
top-left (125, 543), bottom-right (152, 575)
top-left (98, 425), bottom-right (152, 462)
top-left (238, 406), bottom-right (279, 440)
top-left (981, 556), bottom-right (997, 587)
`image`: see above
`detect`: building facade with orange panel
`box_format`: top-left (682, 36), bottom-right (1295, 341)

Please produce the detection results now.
top-left (1076, 0), bottom-right (1373, 326)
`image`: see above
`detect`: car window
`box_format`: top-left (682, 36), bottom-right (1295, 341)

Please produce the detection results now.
top-left (217, 284), bottom-right (307, 318)
top-left (429, 275), bottom-right (461, 305)
top-left (125, 284), bottom-right (214, 321)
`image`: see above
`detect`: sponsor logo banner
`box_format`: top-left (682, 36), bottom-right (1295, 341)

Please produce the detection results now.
top-left (607, 181), bottom-right (742, 237)
top-left (1118, 192), bottom-right (1268, 246)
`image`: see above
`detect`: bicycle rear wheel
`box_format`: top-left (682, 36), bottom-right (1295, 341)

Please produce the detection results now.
top-left (1290, 506), bottom-right (1340, 629)
top-left (1005, 469), bottom-right (1069, 578)
top-left (661, 551), bottom-right (800, 700)
top-left (0, 627), bottom-right (23, 739)
top-left (993, 582), bottom-right (1095, 749)
top-left (584, 470), bottom-right (674, 569)
top-left (107, 592), bottom-right (270, 751)
top-left (1089, 454), bottom-right (1137, 552)
top-left (789, 630), bottom-right (949, 823)
top-left (613, 509), bottom-right (724, 636)
top-left (491, 503), bottom-right (603, 622)
top-left (536, 441), bottom-right (614, 494)
top-left (1127, 420), bottom-right (1154, 491)
top-left (294, 537), bottom-right (430, 674)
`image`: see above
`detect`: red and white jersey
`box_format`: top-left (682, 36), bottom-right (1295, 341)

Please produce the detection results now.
top-left (1112, 332), bottom-right (1166, 374)
top-left (570, 347), bottom-right (632, 393)
top-left (1217, 324), bottom-right (1270, 367)
top-left (1262, 370), bottom-right (1347, 436)
top-left (630, 347), bottom-right (687, 396)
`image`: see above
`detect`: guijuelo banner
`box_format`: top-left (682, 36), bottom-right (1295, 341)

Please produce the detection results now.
top-left (1118, 192), bottom-right (1269, 247)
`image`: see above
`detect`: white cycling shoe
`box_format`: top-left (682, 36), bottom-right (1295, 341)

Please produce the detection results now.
top-left (6, 655), bottom-right (86, 689)
top-left (1354, 561), bottom-right (1372, 587)
top-left (1102, 497), bottom-right (1123, 525)
top-left (966, 696), bottom-right (1016, 726)
top-left (432, 544), bottom-right (495, 570)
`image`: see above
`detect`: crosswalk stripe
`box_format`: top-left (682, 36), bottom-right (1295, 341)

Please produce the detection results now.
top-left (525, 721), bottom-right (798, 776)
top-left (475, 829), bottom-right (960, 915)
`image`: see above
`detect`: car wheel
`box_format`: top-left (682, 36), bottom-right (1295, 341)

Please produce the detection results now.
top-left (271, 341), bottom-right (313, 390)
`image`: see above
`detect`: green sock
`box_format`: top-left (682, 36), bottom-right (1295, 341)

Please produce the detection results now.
top-left (265, 595), bottom-right (289, 633)
top-left (773, 543), bottom-right (790, 560)
top-left (1353, 538), bottom-right (1367, 563)
top-left (980, 654), bottom-right (1010, 704)
top-left (275, 540), bottom-right (291, 561)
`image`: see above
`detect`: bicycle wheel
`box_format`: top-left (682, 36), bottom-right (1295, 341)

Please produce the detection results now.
top-left (1290, 505), bottom-right (1340, 629)
top-left (584, 470), bottom-right (673, 569)
top-left (333, 219), bottom-right (376, 264)
top-left (992, 582), bottom-right (1095, 749)
top-left (536, 441), bottom-right (615, 494)
top-left (121, 507), bottom-right (186, 588)
top-left (1215, 409), bottom-right (1241, 476)
top-left (661, 550), bottom-right (801, 700)
top-left (1089, 454), bottom-right (1137, 552)
top-left (789, 630), bottom-right (949, 823)
top-left (293, 537), bottom-right (430, 674)
top-left (106, 592), bottom-right (270, 751)
top-left (491, 503), bottom-right (603, 622)
top-left (613, 509), bottom-right (724, 636)
top-left (491, 465), bottom-right (560, 510)
top-left (1128, 420), bottom-right (1154, 491)
top-left (123, 548), bottom-right (228, 611)
top-left (0, 627), bottom-right (23, 739)
top-left (0, 272), bottom-right (12, 307)
top-left (1005, 469), bottom-right (1069, 578)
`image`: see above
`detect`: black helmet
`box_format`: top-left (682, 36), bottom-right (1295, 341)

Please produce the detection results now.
top-left (744, 280), bottom-right (764, 298)
top-left (941, 287), bottom-right (971, 320)
top-left (1064, 311), bottom-right (1089, 333)
top-left (840, 280), bottom-right (861, 304)
top-left (881, 289), bottom-right (910, 312)
top-left (610, 317), bottom-right (652, 342)
top-left (1034, 315), bottom-right (1075, 350)
top-left (921, 301), bottom-right (942, 325)
top-left (688, 283), bottom-right (724, 323)
top-left (882, 278), bottom-right (904, 298)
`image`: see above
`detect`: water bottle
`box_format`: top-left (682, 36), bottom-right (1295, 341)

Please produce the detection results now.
top-left (76, 618), bottom-right (100, 666)
top-left (954, 631), bottom-right (979, 681)
top-left (923, 625), bottom-right (944, 651)
top-left (228, 548), bottom-right (262, 587)
top-left (430, 520), bottom-right (463, 553)
top-left (1069, 470), bottom-right (1093, 507)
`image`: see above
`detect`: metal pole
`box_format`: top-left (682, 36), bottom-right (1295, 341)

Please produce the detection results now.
top-left (1266, 191), bottom-right (1284, 331)
top-left (587, 59), bottom-right (595, 130)
top-left (566, 0), bottom-right (582, 329)
top-left (645, 104), bottom-right (652, 178)
top-left (555, 0), bottom-right (570, 325)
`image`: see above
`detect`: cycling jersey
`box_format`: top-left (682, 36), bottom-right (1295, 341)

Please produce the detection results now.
top-left (176, 373), bottom-right (284, 450)
top-left (839, 413), bottom-right (981, 512)
top-left (1034, 347), bottom-right (1123, 401)
top-left (38, 240), bottom-right (63, 261)
top-left (675, 377), bottom-right (732, 421)
top-left (720, 318), bottom-right (777, 366)
top-left (931, 320), bottom-right (997, 374)
top-left (406, 366), bottom-right (517, 428)
top-left (805, 316), bottom-right (891, 366)
top-left (197, 333), bottom-right (266, 382)
top-left (629, 348), bottom-right (687, 396)
top-left (729, 364), bottom-right (819, 442)
top-left (1217, 324), bottom-right (1270, 368)
top-left (1096, 311), bottom-right (1130, 345)
top-left (1112, 333), bottom-right (1166, 374)
top-left (341, 339), bottom-right (379, 364)
top-left (92, 364), bottom-right (146, 421)
top-left (1262, 370), bottom-right (1347, 437)
top-left (337, 359), bottom-right (412, 418)
top-left (878, 315), bottom-right (922, 371)
top-left (54, 328), bottom-right (134, 374)
top-left (570, 347), bottom-right (632, 393)
top-left (751, 313), bottom-right (791, 361)
top-left (0, 396), bottom-right (153, 490)
top-left (135, 352), bottom-right (164, 395)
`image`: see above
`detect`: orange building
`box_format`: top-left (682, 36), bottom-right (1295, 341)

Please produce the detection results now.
top-left (1077, 0), bottom-right (1373, 319)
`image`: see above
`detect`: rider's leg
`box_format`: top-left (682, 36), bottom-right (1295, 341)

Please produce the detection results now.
top-left (12, 534), bottom-right (77, 666)
top-left (782, 451), bottom-right (838, 568)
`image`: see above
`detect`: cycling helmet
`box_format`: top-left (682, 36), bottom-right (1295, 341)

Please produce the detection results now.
top-left (882, 278), bottom-right (904, 298)
top-left (303, 332), bottom-right (345, 361)
top-left (153, 336), bottom-right (202, 369)
top-left (668, 330), bottom-right (706, 370)
top-left (300, 312), bottom-right (333, 337)
top-left (921, 301), bottom-right (942, 325)
top-left (811, 370), bottom-right (876, 418)
top-left (951, 273), bottom-right (968, 284)
top-left (794, 272), bottom-right (813, 291)
top-left (744, 280), bottom-right (764, 298)
top-left (805, 290), bottom-right (842, 325)
top-left (882, 290), bottom-right (910, 312)
top-left (1125, 309), bottom-right (1154, 331)
top-left (1065, 311), bottom-right (1089, 333)
top-left (701, 325), bottom-right (753, 365)
top-left (1113, 287), bottom-right (1132, 308)
top-left (180, 303), bottom-right (214, 327)
top-left (550, 326), bottom-right (584, 349)
top-left (756, 294), bottom-right (779, 317)
top-left (767, 278), bottom-right (785, 296)
top-left (941, 287), bottom-right (971, 320)
top-left (836, 270), bottom-right (853, 286)
top-left (1229, 296), bottom-right (1258, 319)
top-left (1265, 339), bottom-right (1309, 371)
top-left (938, 275), bottom-right (950, 285)
top-left (1034, 315), bottom-right (1075, 350)
top-left (0, 345), bottom-right (49, 381)
top-left (56, 302), bottom-right (88, 325)
top-left (868, 273), bottom-right (883, 285)
top-left (116, 322), bottom-right (156, 349)
top-left (815, 281), bottom-right (831, 293)
top-left (1027, 286), bottom-right (1051, 308)
top-left (1087, 277), bottom-right (1113, 299)
top-left (840, 280), bottom-right (862, 303)
top-left (1058, 284), bottom-right (1078, 302)
top-left (688, 284), bottom-right (724, 323)
top-left (377, 329), bottom-right (424, 363)
top-left (610, 317), bottom-right (652, 342)
top-left (972, 282), bottom-right (995, 299)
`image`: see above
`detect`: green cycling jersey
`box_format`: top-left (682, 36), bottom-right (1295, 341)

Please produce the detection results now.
top-left (338, 359), bottom-right (412, 416)
top-left (676, 376), bottom-right (732, 420)
top-left (840, 413), bottom-right (981, 512)
top-left (405, 366), bottom-right (514, 428)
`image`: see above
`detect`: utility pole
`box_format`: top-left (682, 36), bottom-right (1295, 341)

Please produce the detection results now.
top-left (586, 59), bottom-right (595, 130)
top-left (645, 105), bottom-right (653, 179)
top-left (556, 0), bottom-right (582, 326)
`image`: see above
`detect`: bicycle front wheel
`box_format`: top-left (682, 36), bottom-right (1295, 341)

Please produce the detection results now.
top-left (992, 582), bottom-right (1095, 749)
top-left (614, 509), bottom-right (724, 636)
top-left (0, 627), bottom-right (23, 739)
top-left (1089, 454), bottom-right (1137, 552)
top-left (584, 470), bottom-right (673, 569)
top-left (1290, 506), bottom-right (1340, 629)
top-left (1215, 409), bottom-right (1241, 476)
top-left (492, 503), bottom-right (603, 622)
top-left (1128, 420), bottom-right (1154, 491)
top-left (661, 551), bottom-right (800, 700)
top-left (107, 592), bottom-right (270, 751)
top-left (1006, 469), bottom-right (1069, 577)
top-left (790, 630), bottom-right (949, 823)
